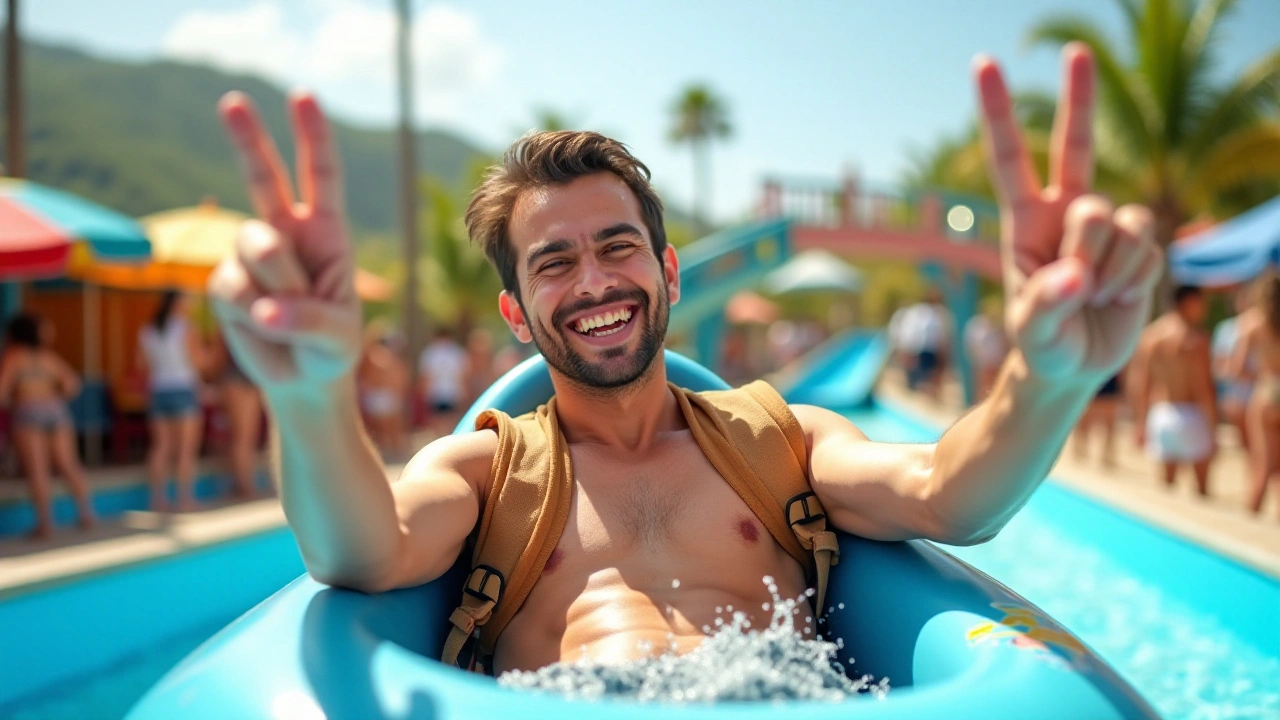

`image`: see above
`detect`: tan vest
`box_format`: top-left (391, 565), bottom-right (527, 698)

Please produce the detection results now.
top-left (440, 380), bottom-right (840, 672)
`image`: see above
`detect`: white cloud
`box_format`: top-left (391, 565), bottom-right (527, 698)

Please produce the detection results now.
top-left (160, 1), bottom-right (503, 124)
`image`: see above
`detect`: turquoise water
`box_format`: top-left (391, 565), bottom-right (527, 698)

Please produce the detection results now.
top-left (5, 618), bottom-right (230, 720)
top-left (845, 405), bottom-right (1280, 720)
top-left (4, 403), bottom-right (1278, 719)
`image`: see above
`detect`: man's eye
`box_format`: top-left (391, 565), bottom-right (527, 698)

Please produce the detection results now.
top-left (606, 243), bottom-right (631, 253)
top-left (541, 260), bottom-right (567, 271)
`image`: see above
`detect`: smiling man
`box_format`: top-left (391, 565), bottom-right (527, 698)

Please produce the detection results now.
top-left (208, 43), bottom-right (1162, 677)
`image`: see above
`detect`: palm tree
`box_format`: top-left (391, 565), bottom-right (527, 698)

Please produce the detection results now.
top-left (418, 180), bottom-right (503, 335)
top-left (532, 107), bottom-right (576, 133)
top-left (669, 84), bottom-right (732, 234)
top-left (1027, 0), bottom-right (1280, 246)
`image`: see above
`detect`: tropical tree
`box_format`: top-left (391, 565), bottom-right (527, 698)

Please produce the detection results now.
top-left (669, 84), bottom-right (732, 234)
top-left (531, 107), bottom-right (576, 133)
top-left (418, 180), bottom-right (504, 335)
top-left (1026, 0), bottom-right (1280, 246)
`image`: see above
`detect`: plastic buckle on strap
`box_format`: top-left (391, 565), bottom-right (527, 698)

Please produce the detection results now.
top-left (464, 564), bottom-right (505, 606)
top-left (787, 491), bottom-right (827, 529)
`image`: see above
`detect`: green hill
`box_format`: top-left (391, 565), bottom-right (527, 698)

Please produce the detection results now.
top-left (0, 40), bottom-right (491, 234)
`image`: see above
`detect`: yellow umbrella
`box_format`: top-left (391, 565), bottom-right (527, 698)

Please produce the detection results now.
top-left (71, 200), bottom-right (393, 300)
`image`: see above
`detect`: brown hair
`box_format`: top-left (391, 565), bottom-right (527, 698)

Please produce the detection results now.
top-left (465, 131), bottom-right (667, 298)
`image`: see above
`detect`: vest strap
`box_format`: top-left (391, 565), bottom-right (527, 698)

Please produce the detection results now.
top-left (441, 566), bottom-right (504, 668)
top-left (787, 491), bottom-right (841, 612)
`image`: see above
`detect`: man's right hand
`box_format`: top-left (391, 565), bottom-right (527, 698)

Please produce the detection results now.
top-left (208, 92), bottom-right (362, 400)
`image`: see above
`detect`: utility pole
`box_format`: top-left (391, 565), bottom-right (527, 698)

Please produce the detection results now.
top-left (395, 0), bottom-right (424, 413)
top-left (4, 0), bottom-right (23, 177)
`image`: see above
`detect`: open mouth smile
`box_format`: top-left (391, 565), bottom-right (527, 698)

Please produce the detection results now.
top-left (568, 304), bottom-right (639, 339)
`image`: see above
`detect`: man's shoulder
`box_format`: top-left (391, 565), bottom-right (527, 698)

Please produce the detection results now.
top-left (402, 430), bottom-right (498, 480)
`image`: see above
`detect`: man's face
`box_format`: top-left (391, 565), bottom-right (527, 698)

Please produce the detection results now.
top-left (499, 173), bottom-right (680, 392)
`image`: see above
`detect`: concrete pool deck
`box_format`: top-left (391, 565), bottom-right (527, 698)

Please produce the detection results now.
top-left (2, 384), bottom-right (1278, 601)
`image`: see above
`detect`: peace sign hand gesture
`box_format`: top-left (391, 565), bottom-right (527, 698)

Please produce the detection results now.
top-left (976, 43), bottom-right (1163, 384)
top-left (207, 92), bottom-right (362, 399)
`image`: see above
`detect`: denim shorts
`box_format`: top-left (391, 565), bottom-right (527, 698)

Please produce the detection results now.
top-left (150, 388), bottom-right (200, 419)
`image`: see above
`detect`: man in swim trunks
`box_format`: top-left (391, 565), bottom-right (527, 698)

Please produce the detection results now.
top-left (207, 44), bottom-right (1162, 674)
top-left (1130, 285), bottom-right (1217, 495)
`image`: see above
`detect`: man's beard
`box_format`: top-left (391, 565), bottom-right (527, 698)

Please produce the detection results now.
top-left (526, 285), bottom-right (669, 392)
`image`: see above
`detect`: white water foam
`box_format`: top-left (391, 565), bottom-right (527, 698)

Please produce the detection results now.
top-left (498, 578), bottom-right (889, 703)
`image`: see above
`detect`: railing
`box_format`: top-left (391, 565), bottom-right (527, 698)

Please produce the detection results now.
top-left (757, 175), bottom-right (1002, 248)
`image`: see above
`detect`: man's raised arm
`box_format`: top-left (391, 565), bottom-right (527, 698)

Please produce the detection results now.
top-left (208, 92), bottom-right (484, 591)
top-left (801, 44), bottom-right (1162, 545)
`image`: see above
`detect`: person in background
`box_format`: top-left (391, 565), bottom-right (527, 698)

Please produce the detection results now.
top-left (464, 328), bottom-right (497, 406)
top-left (1130, 286), bottom-right (1217, 495)
top-left (1212, 286), bottom-right (1256, 454)
top-left (357, 323), bottom-right (410, 459)
top-left (1072, 370), bottom-right (1124, 467)
top-left (418, 327), bottom-right (468, 434)
top-left (0, 314), bottom-right (96, 537)
top-left (215, 332), bottom-right (264, 500)
top-left (138, 291), bottom-right (205, 512)
top-left (901, 290), bottom-right (952, 400)
top-left (963, 296), bottom-right (1008, 401)
top-left (1231, 273), bottom-right (1280, 516)
top-left (887, 298), bottom-right (910, 372)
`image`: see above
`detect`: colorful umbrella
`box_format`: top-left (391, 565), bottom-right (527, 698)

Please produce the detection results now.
top-left (1169, 193), bottom-right (1280, 286)
top-left (71, 201), bottom-right (395, 300)
top-left (0, 178), bottom-right (151, 281)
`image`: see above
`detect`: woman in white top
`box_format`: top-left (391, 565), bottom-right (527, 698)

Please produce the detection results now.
top-left (138, 291), bottom-right (204, 512)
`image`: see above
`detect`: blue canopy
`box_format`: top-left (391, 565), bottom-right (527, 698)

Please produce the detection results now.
top-left (1169, 193), bottom-right (1280, 286)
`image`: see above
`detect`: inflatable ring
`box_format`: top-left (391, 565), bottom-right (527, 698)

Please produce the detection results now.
top-left (128, 351), bottom-right (1157, 720)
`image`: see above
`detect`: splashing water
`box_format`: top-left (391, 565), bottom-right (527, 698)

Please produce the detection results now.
top-left (498, 577), bottom-right (889, 703)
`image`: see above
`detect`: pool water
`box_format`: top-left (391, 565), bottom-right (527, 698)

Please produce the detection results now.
top-left (845, 404), bottom-right (1280, 720)
top-left (4, 401), bottom-right (1278, 719)
top-left (5, 618), bottom-right (231, 720)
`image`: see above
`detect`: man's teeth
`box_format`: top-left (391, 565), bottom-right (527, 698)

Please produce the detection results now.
top-left (575, 307), bottom-right (633, 334)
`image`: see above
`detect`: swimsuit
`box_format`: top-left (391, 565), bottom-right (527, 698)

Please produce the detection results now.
top-left (1145, 402), bottom-right (1212, 463)
top-left (13, 399), bottom-right (73, 432)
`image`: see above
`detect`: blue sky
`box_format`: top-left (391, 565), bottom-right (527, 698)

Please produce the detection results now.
top-left (20, 0), bottom-right (1280, 222)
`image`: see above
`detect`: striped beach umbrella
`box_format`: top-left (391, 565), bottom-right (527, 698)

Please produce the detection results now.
top-left (0, 178), bottom-right (151, 280)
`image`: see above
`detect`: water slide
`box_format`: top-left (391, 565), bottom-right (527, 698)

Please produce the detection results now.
top-left (666, 218), bottom-right (790, 337)
top-left (774, 329), bottom-right (891, 408)
top-left (669, 219), bottom-right (888, 408)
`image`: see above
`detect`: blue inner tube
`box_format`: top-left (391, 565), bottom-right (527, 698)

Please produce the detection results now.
top-left (128, 351), bottom-right (1158, 720)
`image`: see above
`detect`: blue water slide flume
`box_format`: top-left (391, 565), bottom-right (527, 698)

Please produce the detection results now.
top-left (666, 219), bottom-right (792, 336)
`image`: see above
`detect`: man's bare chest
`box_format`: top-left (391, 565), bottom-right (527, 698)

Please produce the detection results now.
top-left (545, 435), bottom-right (780, 571)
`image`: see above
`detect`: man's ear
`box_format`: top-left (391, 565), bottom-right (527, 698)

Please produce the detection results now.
top-left (499, 290), bottom-right (534, 343)
top-left (662, 244), bottom-right (681, 306)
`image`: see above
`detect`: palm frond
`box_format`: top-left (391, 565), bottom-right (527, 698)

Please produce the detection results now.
top-left (1114, 0), bottom-right (1146, 37)
top-left (1027, 16), bottom-right (1158, 162)
top-left (1175, 0), bottom-right (1234, 141)
top-left (1012, 90), bottom-right (1058, 133)
top-left (1194, 123), bottom-right (1280, 195)
top-left (1185, 49), bottom-right (1280, 163)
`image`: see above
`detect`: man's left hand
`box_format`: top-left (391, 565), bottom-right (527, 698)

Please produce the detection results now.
top-left (975, 43), bottom-right (1163, 384)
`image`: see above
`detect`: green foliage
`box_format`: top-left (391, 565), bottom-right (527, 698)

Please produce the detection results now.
top-left (669, 84), bottom-right (733, 232)
top-left (1025, 0), bottom-right (1280, 237)
top-left (0, 40), bottom-right (490, 234)
top-left (668, 85), bottom-right (733, 145)
top-left (906, 0), bottom-right (1280, 243)
top-left (418, 179), bottom-right (504, 332)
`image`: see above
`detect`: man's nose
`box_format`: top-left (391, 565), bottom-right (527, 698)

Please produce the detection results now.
top-left (573, 255), bottom-right (617, 299)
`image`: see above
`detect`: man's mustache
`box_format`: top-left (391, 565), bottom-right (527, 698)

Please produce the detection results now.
top-left (552, 289), bottom-right (649, 330)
